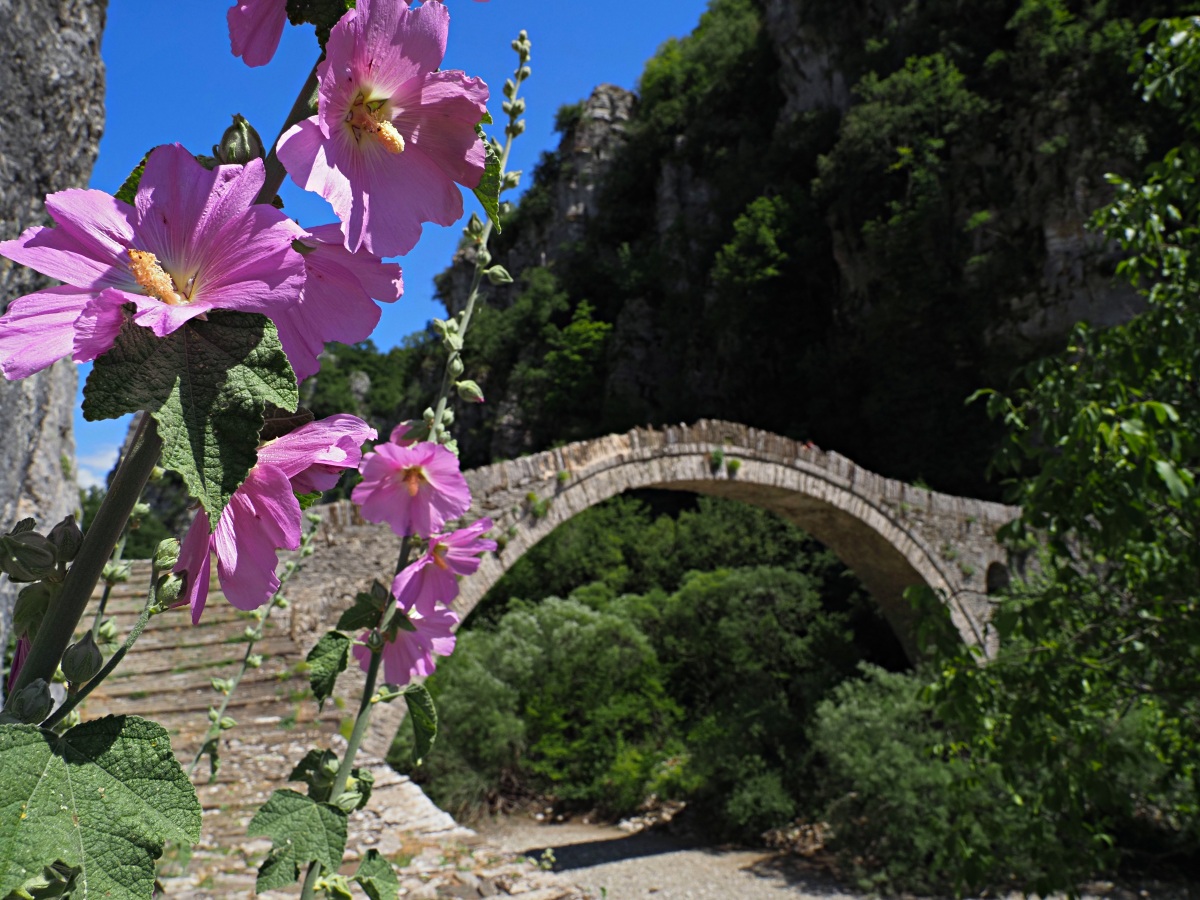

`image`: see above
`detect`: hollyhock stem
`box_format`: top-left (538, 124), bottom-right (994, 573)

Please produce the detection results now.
top-left (4, 415), bottom-right (163, 708)
top-left (299, 644), bottom-right (383, 900)
top-left (90, 530), bottom-right (128, 638)
top-left (257, 59), bottom-right (321, 204)
top-left (430, 65), bottom-right (526, 432)
top-left (40, 574), bottom-right (160, 730)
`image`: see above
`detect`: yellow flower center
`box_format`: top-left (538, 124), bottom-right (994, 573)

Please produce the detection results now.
top-left (346, 92), bottom-right (405, 154)
top-left (431, 543), bottom-right (450, 571)
top-left (127, 249), bottom-right (187, 305)
top-left (400, 465), bottom-right (427, 498)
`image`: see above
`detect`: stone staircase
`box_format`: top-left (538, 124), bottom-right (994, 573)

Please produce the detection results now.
top-left (79, 562), bottom-right (585, 899)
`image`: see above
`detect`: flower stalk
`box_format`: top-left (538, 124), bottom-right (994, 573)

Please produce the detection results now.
top-left (4, 415), bottom-right (163, 708)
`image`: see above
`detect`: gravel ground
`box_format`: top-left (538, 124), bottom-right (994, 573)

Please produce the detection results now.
top-left (477, 818), bottom-right (860, 900)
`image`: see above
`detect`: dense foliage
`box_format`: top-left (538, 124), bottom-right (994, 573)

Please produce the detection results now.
top-left (413, 0), bottom-right (1193, 494)
top-left (392, 495), bottom-right (909, 837)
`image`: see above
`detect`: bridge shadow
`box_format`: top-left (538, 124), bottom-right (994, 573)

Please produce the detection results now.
top-left (518, 828), bottom-right (692, 871)
top-left (516, 828), bottom-right (857, 896)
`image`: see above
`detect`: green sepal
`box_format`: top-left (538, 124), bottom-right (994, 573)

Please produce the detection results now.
top-left (306, 631), bottom-right (351, 711)
top-left (82, 310), bottom-right (299, 527)
top-left (403, 683), bottom-right (438, 765)
top-left (0, 716), bottom-right (201, 899)
top-left (354, 849), bottom-right (400, 900)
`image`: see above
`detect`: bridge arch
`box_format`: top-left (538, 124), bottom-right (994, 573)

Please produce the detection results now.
top-left (295, 420), bottom-right (1018, 759)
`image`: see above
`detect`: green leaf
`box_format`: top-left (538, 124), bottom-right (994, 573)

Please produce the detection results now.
top-left (295, 491), bottom-right (322, 510)
top-left (354, 849), bottom-right (400, 900)
top-left (247, 790), bottom-right (346, 888)
top-left (0, 716), bottom-right (201, 899)
top-left (1154, 458), bottom-right (1190, 499)
top-left (336, 593), bottom-right (383, 632)
top-left (82, 310), bottom-right (298, 527)
top-left (255, 846), bottom-right (299, 893)
top-left (306, 631), bottom-right (351, 711)
top-left (404, 684), bottom-right (438, 765)
top-left (114, 149), bottom-right (156, 206)
top-left (471, 132), bottom-right (503, 233)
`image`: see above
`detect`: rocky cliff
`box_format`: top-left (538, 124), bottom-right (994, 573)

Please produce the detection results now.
top-left (0, 0), bottom-right (108, 692)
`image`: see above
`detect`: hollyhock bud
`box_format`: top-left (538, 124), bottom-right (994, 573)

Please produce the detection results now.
top-left (154, 538), bottom-right (181, 571)
top-left (7, 678), bottom-right (52, 724)
top-left (456, 380), bottom-right (485, 404)
top-left (1, 530), bottom-right (57, 582)
top-left (48, 515), bottom-right (83, 564)
top-left (61, 632), bottom-right (104, 685)
top-left (215, 114), bottom-right (266, 165)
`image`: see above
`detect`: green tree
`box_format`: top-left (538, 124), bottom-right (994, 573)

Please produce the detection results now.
top-left (924, 18), bottom-right (1200, 891)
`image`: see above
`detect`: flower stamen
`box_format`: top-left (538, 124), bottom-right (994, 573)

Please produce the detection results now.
top-left (346, 92), bottom-right (405, 154)
top-left (431, 544), bottom-right (450, 571)
top-left (401, 466), bottom-right (426, 497)
top-left (127, 249), bottom-right (185, 305)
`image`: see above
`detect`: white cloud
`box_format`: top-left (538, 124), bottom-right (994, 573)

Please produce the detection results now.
top-left (75, 444), bottom-right (121, 491)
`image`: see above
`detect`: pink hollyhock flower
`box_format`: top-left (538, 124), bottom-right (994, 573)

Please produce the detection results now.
top-left (390, 518), bottom-right (496, 615)
top-left (0, 144), bottom-right (307, 381)
top-left (352, 441), bottom-right (471, 538)
top-left (353, 604), bottom-right (458, 686)
top-left (284, 223), bottom-right (404, 379)
top-left (228, 0), bottom-right (288, 67)
top-left (276, 0), bottom-right (489, 257)
top-left (175, 414), bottom-right (376, 623)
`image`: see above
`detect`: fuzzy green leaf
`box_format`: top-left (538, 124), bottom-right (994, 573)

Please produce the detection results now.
top-left (114, 149), bottom-right (155, 206)
top-left (336, 593), bottom-right (382, 633)
top-left (306, 631), bottom-right (351, 711)
top-left (404, 683), bottom-right (438, 765)
top-left (354, 849), bottom-right (400, 900)
top-left (247, 789), bottom-right (346, 884)
top-left (472, 132), bottom-right (503, 233)
top-left (0, 716), bottom-right (201, 899)
top-left (82, 310), bottom-right (298, 527)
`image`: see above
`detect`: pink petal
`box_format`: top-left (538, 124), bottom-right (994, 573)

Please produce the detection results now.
top-left (214, 465), bottom-right (302, 610)
top-left (73, 289), bottom-right (130, 364)
top-left (304, 224), bottom-right (404, 302)
top-left (393, 71), bottom-right (489, 187)
top-left (256, 414), bottom-right (376, 492)
top-left (0, 190), bottom-right (136, 288)
top-left (228, 0), bottom-right (288, 67)
top-left (134, 145), bottom-right (240, 268)
top-left (351, 442), bottom-right (471, 538)
top-left (278, 117), bottom-right (357, 232)
top-left (360, 0), bottom-right (448, 97)
top-left (392, 555), bottom-right (457, 615)
top-left (175, 512), bottom-right (214, 625)
top-left (0, 287), bottom-right (91, 380)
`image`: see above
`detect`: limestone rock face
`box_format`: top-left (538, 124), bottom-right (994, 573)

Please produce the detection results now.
top-left (0, 0), bottom-right (108, 694)
top-left (439, 84), bottom-right (637, 319)
top-left (761, 0), bottom-right (851, 120)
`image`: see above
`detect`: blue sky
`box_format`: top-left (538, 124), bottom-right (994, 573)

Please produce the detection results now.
top-left (73, 0), bottom-right (709, 488)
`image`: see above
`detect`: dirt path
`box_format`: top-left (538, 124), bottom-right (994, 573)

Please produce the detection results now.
top-left (477, 818), bottom-right (861, 900)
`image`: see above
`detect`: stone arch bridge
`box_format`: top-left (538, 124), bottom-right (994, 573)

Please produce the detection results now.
top-left (83, 421), bottom-right (1019, 889)
top-left (296, 419), bottom-right (1019, 758)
